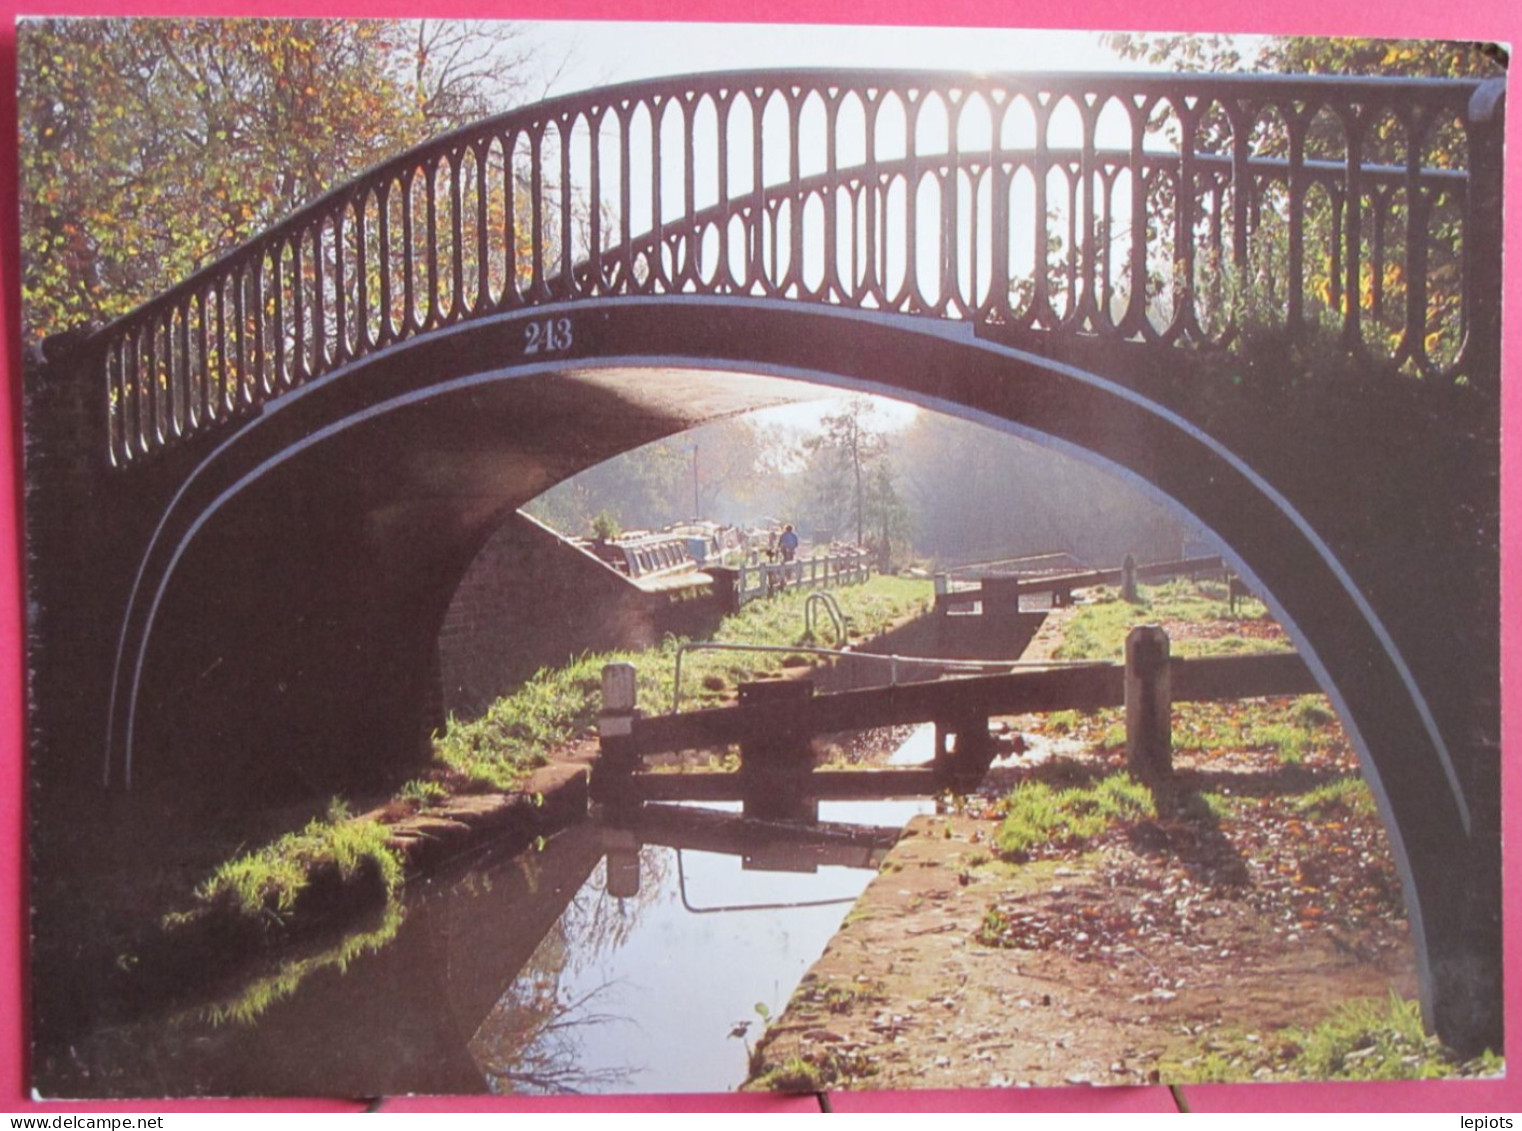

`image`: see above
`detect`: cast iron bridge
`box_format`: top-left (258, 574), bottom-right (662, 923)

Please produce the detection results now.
top-left (93, 69), bottom-right (1504, 462)
top-left (26, 69), bottom-right (1504, 1054)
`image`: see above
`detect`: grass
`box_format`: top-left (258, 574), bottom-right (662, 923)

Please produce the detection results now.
top-left (1040, 692), bottom-right (1349, 770)
top-left (1291, 694), bottom-right (1336, 728)
top-left (1034, 576), bottom-right (1339, 769)
top-left (747, 1045), bottom-right (879, 1092)
top-left (1289, 993), bottom-right (1502, 1080)
top-left (787, 978), bottom-right (889, 1018)
top-left (1053, 579), bottom-right (1286, 662)
top-left (1051, 588), bottom-right (1138, 660)
top-left (178, 576), bottom-right (933, 929)
top-left (192, 798), bottom-right (404, 920)
top-left (995, 773), bottom-right (1154, 858)
top-left (1294, 776), bottom-right (1378, 819)
top-left (1247, 722), bottom-right (1310, 764)
top-left (1044, 709), bottom-right (1082, 735)
top-left (397, 778), bottom-right (448, 808)
top-left (433, 575), bottom-right (931, 791)
top-left (750, 1056), bottom-right (829, 1092)
top-left (1163, 993), bottom-right (1504, 1083)
top-left (1245, 696), bottom-right (1344, 765)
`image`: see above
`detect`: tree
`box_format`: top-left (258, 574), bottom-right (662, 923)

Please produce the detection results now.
top-left (686, 421), bottom-right (771, 520)
top-left (1099, 34), bottom-right (1505, 367)
top-left (800, 398), bottom-right (888, 547)
top-left (863, 457), bottom-right (912, 570)
top-left (897, 412), bottom-right (1188, 567)
top-left (589, 510), bottom-right (621, 542)
top-left (524, 416), bottom-right (777, 537)
top-left (1103, 34), bottom-right (1504, 82)
top-left (407, 20), bottom-right (542, 126)
top-left (18, 18), bottom-right (538, 342)
top-left (1252, 41), bottom-right (1503, 364)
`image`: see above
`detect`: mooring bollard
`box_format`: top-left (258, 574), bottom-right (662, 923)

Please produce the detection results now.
top-left (600, 662), bottom-right (637, 735)
top-left (596, 662), bottom-right (639, 804)
top-left (1228, 575), bottom-right (1252, 616)
top-left (1125, 625), bottom-right (1171, 783)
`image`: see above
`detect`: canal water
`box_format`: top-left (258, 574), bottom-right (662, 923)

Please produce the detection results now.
top-left (471, 797), bottom-right (932, 1095)
top-left (58, 790), bottom-right (932, 1098)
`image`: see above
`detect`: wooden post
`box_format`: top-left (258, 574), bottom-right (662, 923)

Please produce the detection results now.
top-left (595, 662), bottom-right (639, 804)
top-left (1121, 553), bottom-right (1139, 603)
top-left (935, 713), bottom-right (995, 789)
top-left (1125, 625), bottom-right (1171, 783)
top-left (982, 575), bottom-right (1021, 620)
top-left (934, 572), bottom-right (949, 617)
top-left (1228, 575), bottom-right (1252, 616)
top-left (738, 678), bottom-right (815, 820)
top-left (708, 566), bottom-right (742, 612)
top-left (933, 720), bottom-right (954, 778)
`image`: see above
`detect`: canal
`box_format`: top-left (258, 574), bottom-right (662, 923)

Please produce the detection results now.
top-left (59, 785), bottom-right (935, 1097)
top-left (472, 797), bottom-right (932, 1095)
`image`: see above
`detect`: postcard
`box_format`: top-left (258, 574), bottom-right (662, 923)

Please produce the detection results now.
top-left (15, 18), bottom-right (1508, 1102)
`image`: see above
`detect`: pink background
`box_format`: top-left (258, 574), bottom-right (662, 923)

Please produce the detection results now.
top-left (1, 0), bottom-right (1518, 1113)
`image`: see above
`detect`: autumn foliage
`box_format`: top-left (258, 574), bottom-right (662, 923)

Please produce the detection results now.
top-left (19, 19), bottom-right (534, 342)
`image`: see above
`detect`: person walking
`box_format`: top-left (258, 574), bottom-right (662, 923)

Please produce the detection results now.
top-left (777, 523), bottom-right (801, 588)
top-left (778, 524), bottom-right (799, 563)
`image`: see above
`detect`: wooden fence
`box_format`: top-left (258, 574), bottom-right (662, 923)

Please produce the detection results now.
top-left (712, 549), bottom-right (872, 609)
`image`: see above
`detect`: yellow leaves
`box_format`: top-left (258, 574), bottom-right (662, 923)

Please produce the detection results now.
top-left (1380, 45), bottom-right (1420, 67)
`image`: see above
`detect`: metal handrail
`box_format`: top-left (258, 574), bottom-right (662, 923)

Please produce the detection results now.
top-left (803, 591), bottom-right (846, 647)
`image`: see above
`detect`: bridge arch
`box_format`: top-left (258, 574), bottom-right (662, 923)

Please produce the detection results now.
top-left (95, 295), bottom-right (1496, 1053)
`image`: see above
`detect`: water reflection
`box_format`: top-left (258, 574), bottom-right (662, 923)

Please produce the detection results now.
top-left (467, 855), bottom-right (656, 1095)
top-left (49, 796), bottom-right (930, 1097)
top-left (470, 800), bottom-right (928, 1095)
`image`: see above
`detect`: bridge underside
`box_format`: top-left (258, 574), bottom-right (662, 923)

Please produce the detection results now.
top-left (129, 362), bottom-right (824, 795)
top-left (29, 298), bottom-right (1499, 1055)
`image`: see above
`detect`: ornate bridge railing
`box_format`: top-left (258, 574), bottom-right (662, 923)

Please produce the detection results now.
top-left (94, 68), bottom-right (1504, 467)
